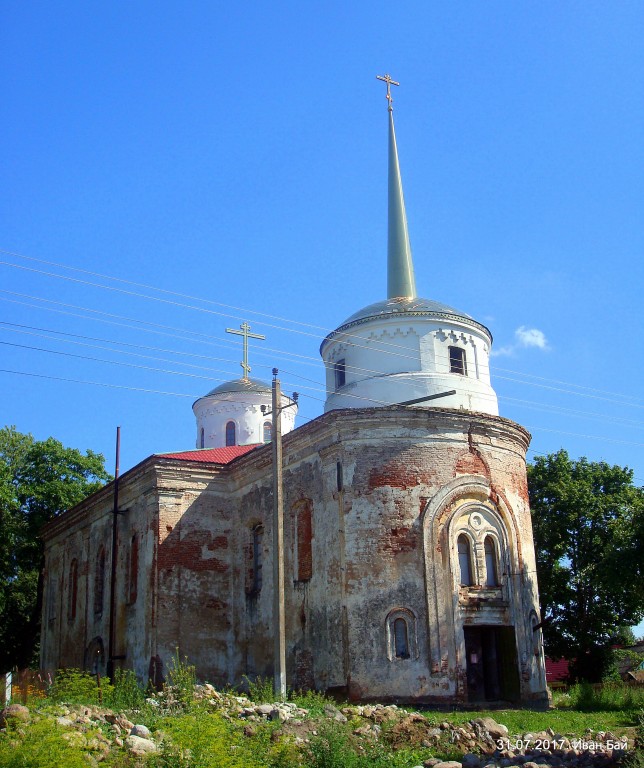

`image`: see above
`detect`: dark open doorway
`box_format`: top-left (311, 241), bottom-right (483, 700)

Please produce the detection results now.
top-left (464, 626), bottom-right (520, 702)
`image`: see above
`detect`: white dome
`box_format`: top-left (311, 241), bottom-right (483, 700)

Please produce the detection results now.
top-left (192, 378), bottom-right (297, 449)
top-left (320, 297), bottom-right (498, 415)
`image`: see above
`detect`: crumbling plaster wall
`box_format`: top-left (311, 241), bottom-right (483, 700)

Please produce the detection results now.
top-left (41, 406), bottom-right (546, 705)
top-left (41, 461), bottom-right (158, 681)
top-left (215, 406), bottom-right (546, 704)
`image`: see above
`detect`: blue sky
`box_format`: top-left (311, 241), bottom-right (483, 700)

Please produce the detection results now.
top-left (2, 3), bottom-right (643, 627)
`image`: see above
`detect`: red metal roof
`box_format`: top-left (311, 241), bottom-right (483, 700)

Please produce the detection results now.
top-left (157, 445), bottom-right (260, 463)
top-left (545, 657), bottom-right (570, 683)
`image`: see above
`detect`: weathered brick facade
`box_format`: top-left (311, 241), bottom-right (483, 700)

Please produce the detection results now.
top-left (41, 406), bottom-right (548, 705)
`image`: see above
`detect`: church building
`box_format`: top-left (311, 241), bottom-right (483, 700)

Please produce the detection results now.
top-left (40, 79), bottom-right (548, 705)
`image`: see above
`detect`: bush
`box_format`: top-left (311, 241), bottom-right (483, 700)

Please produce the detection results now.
top-left (48, 669), bottom-right (112, 705)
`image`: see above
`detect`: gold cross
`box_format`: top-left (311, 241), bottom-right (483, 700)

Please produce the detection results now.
top-left (225, 322), bottom-right (266, 381)
top-left (376, 73), bottom-right (400, 111)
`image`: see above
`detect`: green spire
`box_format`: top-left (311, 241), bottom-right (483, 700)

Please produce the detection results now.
top-left (387, 106), bottom-right (416, 299)
top-left (377, 74), bottom-right (417, 299)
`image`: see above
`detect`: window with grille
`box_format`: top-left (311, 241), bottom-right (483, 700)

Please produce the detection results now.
top-left (449, 346), bottom-right (467, 375)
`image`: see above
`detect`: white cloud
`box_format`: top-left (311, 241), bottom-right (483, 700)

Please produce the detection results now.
top-left (490, 345), bottom-right (515, 358)
top-left (515, 326), bottom-right (548, 350)
top-left (490, 326), bottom-right (549, 357)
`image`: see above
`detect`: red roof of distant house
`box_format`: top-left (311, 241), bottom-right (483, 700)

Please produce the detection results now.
top-left (158, 445), bottom-right (260, 463)
top-left (545, 657), bottom-right (570, 683)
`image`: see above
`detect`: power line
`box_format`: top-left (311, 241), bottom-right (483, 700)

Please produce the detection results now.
top-left (4, 309), bottom-right (644, 429)
top-left (3, 249), bottom-right (642, 405)
top-left (2, 250), bottom-right (644, 454)
top-left (4, 288), bottom-right (643, 421)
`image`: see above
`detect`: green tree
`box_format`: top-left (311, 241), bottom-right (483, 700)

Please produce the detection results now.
top-left (0, 426), bottom-right (111, 672)
top-left (528, 450), bottom-right (644, 682)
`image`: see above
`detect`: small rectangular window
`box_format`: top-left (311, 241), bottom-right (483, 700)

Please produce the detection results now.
top-left (449, 346), bottom-right (467, 376)
top-left (334, 359), bottom-right (346, 390)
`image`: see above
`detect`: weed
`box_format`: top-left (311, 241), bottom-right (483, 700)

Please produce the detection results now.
top-left (288, 688), bottom-right (329, 716)
top-left (48, 668), bottom-right (113, 705)
top-left (305, 721), bottom-right (428, 768)
top-left (104, 668), bottom-right (146, 711)
top-left (243, 674), bottom-right (275, 704)
top-left (0, 717), bottom-right (95, 768)
top-left (165, 649), bottom-right (197, 708)
top-left (150, 706), bottom-right (266, 768)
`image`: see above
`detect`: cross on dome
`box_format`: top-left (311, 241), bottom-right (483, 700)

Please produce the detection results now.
top-left (376, 73), bottom-right (400, 112)
top-left (225, 322), bottom-right (266, 380)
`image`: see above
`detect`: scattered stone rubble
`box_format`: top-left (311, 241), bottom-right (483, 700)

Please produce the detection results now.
top-left (0, 687), bottom-right (635, 767)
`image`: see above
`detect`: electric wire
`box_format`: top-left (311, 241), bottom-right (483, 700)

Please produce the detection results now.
top-left (2, 249), bottom-right (642, 405)
top-left (3, 289), bottom-right (643, 422)
top-left (3, 251), bottom-right (644, 462)
top-left (3, 314), bottom-right (644, 429)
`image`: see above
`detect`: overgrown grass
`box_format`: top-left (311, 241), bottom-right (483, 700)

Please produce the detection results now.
top-left (554, 683), bottom-right (644, 713)
top-left (4, 667), bottom-right (643, 768)
top-left (149, 704), bottom-right (297, 768)
top-left (441, 706), bottom-right (637, 735)
top-left (0, 717), bottom-right (120, 768)
top-left (306, 721), bottom-right (428, 768)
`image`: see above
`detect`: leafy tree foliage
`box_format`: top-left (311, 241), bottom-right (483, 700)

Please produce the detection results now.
top-left (0, 426), bottom-right (110, 672)
top-left (528, 450), bottom-right (644, 682)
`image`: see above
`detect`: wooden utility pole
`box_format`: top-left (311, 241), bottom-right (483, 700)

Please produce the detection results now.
top-left (271, 369), bottom-right (286, 699)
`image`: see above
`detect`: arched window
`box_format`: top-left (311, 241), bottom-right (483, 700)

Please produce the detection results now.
top-left (127, 535), bottom-right (138, 604)
top-left (457, 535), bottom-right (473, 586)
top-left (225, 421), bottom-right (236, 447)
top-left (200, 427), bottom-right (205, 449)
top-left (484, 536), bottom-right (499, 587)
top-left (94, 547), bottom-right (105, 616)
top-left (385, 608), bottom-right (418, 661)
top-left (393, 618), bottom-right (410, 659)
top-left (67, 558), bottom-right (78, 622)
top-left (263, 421), bottom-right (272, 443)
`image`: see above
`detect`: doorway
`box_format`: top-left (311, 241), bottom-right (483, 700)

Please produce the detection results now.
top-left (463, 626), bottom-right (520, 702)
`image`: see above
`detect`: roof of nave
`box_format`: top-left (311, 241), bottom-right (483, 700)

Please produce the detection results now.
top-left (158, 445), bottom-right (261, 463)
